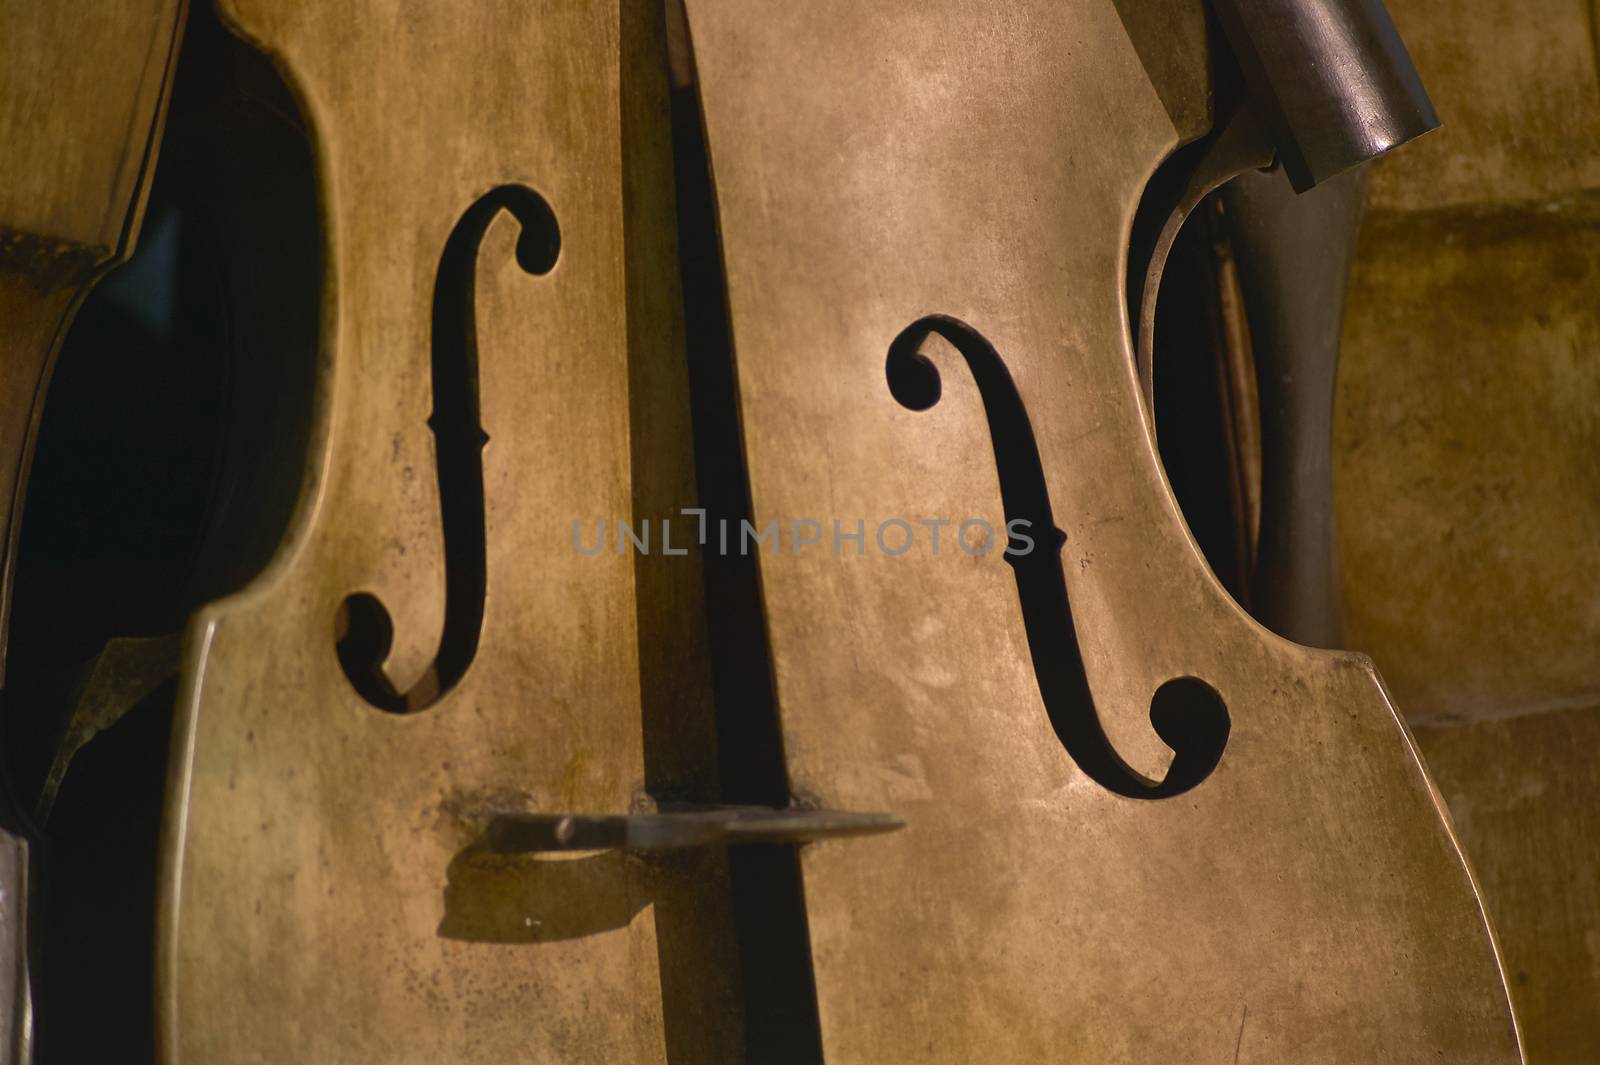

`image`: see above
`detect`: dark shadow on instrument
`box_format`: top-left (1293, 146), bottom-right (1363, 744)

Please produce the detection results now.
top-left (621, 4), bottom-right (746, 1062)
top-left (886, 315), bottom-right (1229, 798)
top-left (670, 36), bottom-right (826, 1065)
top-left (1150, 199), bottom-right (1259, 607)
top-left (335, 185), bottom-right (558, 715)
top-left (438, 846), bottom-right (652, 944)
top-left (30, 678), bottom-right (174, 1064)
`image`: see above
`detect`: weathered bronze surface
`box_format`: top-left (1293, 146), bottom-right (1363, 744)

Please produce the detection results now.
top-left (157, 2), bottom-right (724, 1062)
top-left (683, 1), bottom-right (1521, 1060)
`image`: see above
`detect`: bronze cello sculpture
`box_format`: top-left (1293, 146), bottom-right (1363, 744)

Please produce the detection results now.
top-left (152, 0), bottom-right (761, 1060)
top-left (154, 1), bottom-right (1521, 1063)
top-left (678, 0), bottom-right (1522, 1061)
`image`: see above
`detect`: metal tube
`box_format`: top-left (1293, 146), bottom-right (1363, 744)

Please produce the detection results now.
top-left (1210, 0), bottom-right (1439, 190)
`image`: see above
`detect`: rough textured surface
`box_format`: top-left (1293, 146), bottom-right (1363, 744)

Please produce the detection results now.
top-left (1337, 3), bottom-right (1600, 1061)
top-left (1337, 0), bottom-right (1600, 724)
top-left (686, 1), bottom-right (1519, 1061)
top-left (1368, 0), bottom-right (1600, 212)
top-left (1415, 708), bottom-right (1600, 1065)
top-left (1338, 198), bottom-right (1600, 724)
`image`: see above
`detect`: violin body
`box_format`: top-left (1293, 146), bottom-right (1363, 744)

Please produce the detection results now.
top-left (132, 1), bottom-right (1530, 1062)
top-left (682, 1), bottom-right (1520, 1060)
top-left (157, 2), bottom-right (720, 1061)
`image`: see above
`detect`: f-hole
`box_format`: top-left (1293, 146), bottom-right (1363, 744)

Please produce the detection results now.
top-left (885, 314), bottom-right (1229, 797)
top-left (336, 185), bottom-right (561, 714)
